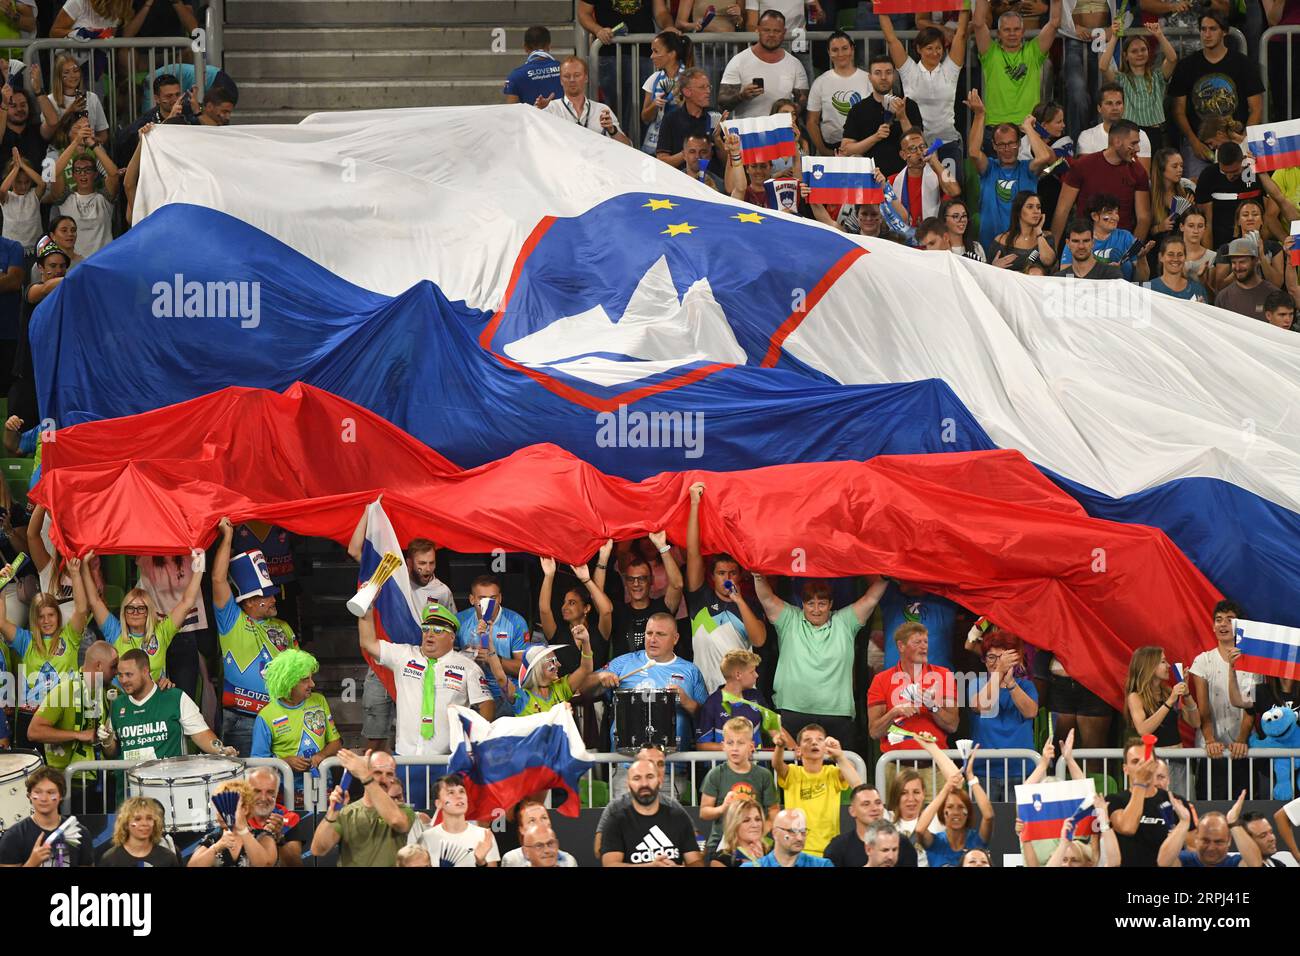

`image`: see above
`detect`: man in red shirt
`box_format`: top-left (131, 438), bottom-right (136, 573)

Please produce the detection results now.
top-left (867, 621), bottom-right (960, 752)
top-left (1051, 119), bottom-right (1151, 242)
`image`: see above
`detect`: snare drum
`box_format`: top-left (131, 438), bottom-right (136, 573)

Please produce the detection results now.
top-left (613, 688), bottom-right (678, 756)
top-left (0, 751), bottom-right (43, 832)
top-left (127, 756), bottom-right (243, 833)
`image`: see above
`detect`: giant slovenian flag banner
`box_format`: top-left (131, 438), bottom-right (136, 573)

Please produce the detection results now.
top-left (801, 155), bottom-right (883, 205)
top-left (23, 106), bottom-right (1300, 708)
top-left (1234, 619), bottom-right (1300, 681)
top-left (355, 498), bottom-right (422, 698)
top-left (724, 112), bottom-right (797, 163)
top-left (1016, 779), bottom-right (1097, 843)
top-left (1246, 118), bottom-right (1300, 173)
top-left (447, 704), bottom-right (592, 818)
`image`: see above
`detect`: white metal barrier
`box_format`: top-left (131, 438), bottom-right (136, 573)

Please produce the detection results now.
top-left (1260, 25), bottom-right (1298, 121)
top-left (874, 748), bottom-right (1041, 795)
top-left (1057, 747), bottom-right (1300, 800)
top-left (312, 748), bottom-right (868, 813)
top-left (61, 756), bottom-right (295, 815)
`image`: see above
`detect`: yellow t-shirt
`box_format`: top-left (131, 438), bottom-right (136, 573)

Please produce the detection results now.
top-left (780, 763), bottom-right (848, 857)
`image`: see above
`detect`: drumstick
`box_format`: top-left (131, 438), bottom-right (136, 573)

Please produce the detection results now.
top-left (617, 659), bottom-right (656, 682)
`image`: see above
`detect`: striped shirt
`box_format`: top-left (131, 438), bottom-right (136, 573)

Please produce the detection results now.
top-left (1117, 70), bottom-right (1168, 128)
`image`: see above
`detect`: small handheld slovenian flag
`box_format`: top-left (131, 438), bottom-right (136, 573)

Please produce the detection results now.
top-left (1233, 618), bottom-right (1300, 681)
top-left (1015, 778), bottom-right (1097, 842)
top-left (1246, 118), bottom-right (1300, 173)
top-left (1290, 222), bottom-right (1300, 267)
top-left (725, 113), bottom-right (797, 164)
top-left (801, 155), bottom-right (883, 205)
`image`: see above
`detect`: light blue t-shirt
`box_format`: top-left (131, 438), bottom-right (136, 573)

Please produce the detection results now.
top-left (927, 829), bottom-right (987, 867)
top-left (455, 606), bottom-right (530, 701)
top-left (879, 583), bottom-right (960, 670)
top-left (743, 850), bottom-right (834, 867)
top-left (1147, 276), bottom-right (1208, 301)
top-left (978, 159), bottom-right (1037, 250)
top-left (606, 651), bottom-right (707, 748)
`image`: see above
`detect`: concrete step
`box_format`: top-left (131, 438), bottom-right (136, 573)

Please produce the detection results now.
top-left (227, 0), bottom-right (576, 28)
top-left (227, 47), bottom-right (572, 80)
top-left (224, 24), bottom-right (576, 52)
top-left (237, 78), bottom-right (506, 110)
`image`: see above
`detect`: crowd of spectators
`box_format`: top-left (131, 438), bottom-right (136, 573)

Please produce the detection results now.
top-left (534, 0), bottom-right (1300, 326)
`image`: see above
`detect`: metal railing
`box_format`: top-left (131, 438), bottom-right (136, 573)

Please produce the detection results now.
top-left (61, 756), bottom-right (294, 815)
top-left (1057, 748), bottom-right (1300, 800)
top-left (205, 0), bottom-right (223, 71)
top-left (313, 749), bottom-right (869, 813)
top-left (1260, 25), bottom-right (1298, 121)
top-left (874, 748), bottom-right (1042, 794)
top-left (587, 26), bottom-right (1245, 152)
top-left (14, 36), bottom-right (204, 133)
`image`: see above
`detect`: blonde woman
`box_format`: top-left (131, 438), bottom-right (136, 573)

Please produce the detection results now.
top-left (710, 796), bottom-right (767, 867)
top-left (100, 797), bottom-right (180, 866)
top-left (1179, 210), bottom-right (1217, 294)
top-left (188, 780), bottom-right (276, 867)
top-left (1041, 794), bottom-right (1121, 866)
top-left (36, 52), bottom-right (109, 146)
top-left (1125, 645), bottom-right (1197, 797)
top-left (1211, 199), bottom-right (1286, 290)
top-left (82, 553), bottom-right (202, 690)
top-left (0, 555), bottom-right (89, 746)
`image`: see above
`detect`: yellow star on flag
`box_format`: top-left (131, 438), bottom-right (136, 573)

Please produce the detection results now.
top-left (662, 222), bottom-right (696, 237)
top-left (732, 212), bottom-right (765, 224)
top-left (643, 198), bottom-right (677, 211)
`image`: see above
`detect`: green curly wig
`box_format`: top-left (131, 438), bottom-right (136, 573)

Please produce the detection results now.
top-left (263, 649), bottom-right (319, 702)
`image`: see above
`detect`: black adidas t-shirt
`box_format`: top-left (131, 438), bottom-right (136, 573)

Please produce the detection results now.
top-left (609, 597), bottom-right (671, 661)
top-left (600, 800), bottom-right (699, 865)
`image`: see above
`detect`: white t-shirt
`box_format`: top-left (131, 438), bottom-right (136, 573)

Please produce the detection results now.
top-left (46, 88), bottom-right (109, 134)
top-left (500, 846), bottom-right (578, 867)
top-left (807, 67), bottom-right (872, 146)
top-left (640, 67), bottom-right (684, 155)
top-left (898, 57), bottom-right (961, 145)
top-left (411, 576), bottom-right (455, 614)
top-left (1076, 123), bottom-right (1152, 158)
top-left (542, 95), bottom-right (622, 137)
top-left (720, 46), bottom-right (809, 119)
top-left (410, 822), bottom-right (500, 867)
top-left (1189, 648), bottom-right (1259, 746)
top-left (58, 190), bottom-right (113, 257)
top-left (1, 189), bottom-right (42, 252)
top-left (375, 644), bottom-right (490, 756)
top-left (1056, 0), bottom-right (1120, 42)
top-left (744, 0), bottom-right (806, 30)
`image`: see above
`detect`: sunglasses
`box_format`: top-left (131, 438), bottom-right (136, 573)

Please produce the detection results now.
top-left (421, 623), bottom-right (454, 635)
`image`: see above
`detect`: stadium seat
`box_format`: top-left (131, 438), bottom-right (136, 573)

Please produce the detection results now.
top-left (0, 458), bottom-right (34, 504)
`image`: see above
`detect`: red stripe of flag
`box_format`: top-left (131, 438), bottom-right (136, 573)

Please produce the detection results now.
top-left (1237, 652), bottom-right (1300, 682)
top-left (1253, 147), bottom-right (1300, 173)
top-left (807, 185), bottom-right (884, 205)
top-left (743, 140), bottom-right (798, 164)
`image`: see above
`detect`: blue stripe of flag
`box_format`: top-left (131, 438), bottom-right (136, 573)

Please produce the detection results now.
top-left (360, 538), bottom-right (422, 646)
top-left (1017, 794), bottom-right (1091, 824)
top-left (737, 127), bottom-right (795, 151)
top-left (802, 169), bottom-right (879, 190)
top-left (1237, 636), bottom-right (1300, 664)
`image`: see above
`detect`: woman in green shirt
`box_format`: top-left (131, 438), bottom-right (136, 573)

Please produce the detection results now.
top-left (81, 554), bottom-right (203, 688)
top-left (0, 555), bottom-right (89, 747)
top-left (1100, 22), bottom-right (1178, 152)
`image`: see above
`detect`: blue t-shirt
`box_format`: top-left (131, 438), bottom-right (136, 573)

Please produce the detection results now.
top-left (606, 651), bottom-right (707, 747)
top-left (969, 675), bottom-right (1038, 779)
top-left (141, 64), bottom-right (226, 108)
top-left (502, 51), bottom-right (563, 103)
top-left (455, 606), bottom-right (530, 702)
top-left (879, 583), bottom-right (959, 670)
top-left (695, 686), bottom-right (768, 746)
top-left (1060, 228), bottom-right (1139, 279)
top-left (978, 160), bottom-right (1037, 250)
top-left (1147, 277), bottom-right (1208, 301)
top-left (0, 236), bottom-right (25, 340)
top-left (1179, 850), bottom-right (1241, 867)
top-left (927, 829), bottom-right (987, 867)
top-left (743, 850), bottom-right (834, 867)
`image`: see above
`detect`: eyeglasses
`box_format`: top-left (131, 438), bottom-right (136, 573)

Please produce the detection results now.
top-left (625, 575), bottom-right (650, 584)
top-left (901, 144), bottom-right (926, 154)
top-left (124, 605), bottom-right (148, 613)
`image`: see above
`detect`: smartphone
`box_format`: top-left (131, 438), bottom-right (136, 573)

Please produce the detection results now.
top-left (751, 77), bottom-right (764, 89)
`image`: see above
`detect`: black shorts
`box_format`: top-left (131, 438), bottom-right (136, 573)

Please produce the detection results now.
top-left (1047, 674), bottom-right (1113, 718)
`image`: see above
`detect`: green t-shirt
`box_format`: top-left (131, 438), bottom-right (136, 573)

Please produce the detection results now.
top-left (701, 762), bottom-right (779, 854)
top-left (104, 615), bottom-right (179, 682)
top-left (35, 672), bottom-right (101, 773)
top-left (332, 802), bottom-right (417, 868)
top-left (979, 42), bottom-right (1048, 125)
top-left (254, 692), bottom-right (340, 761)
top-left (771, 604), bottom-right (862, 717)
top-left (109, 685), bottom-right (191, 802)
top-left (14, 622), bottom-right (84, 712)
top-left (514, 675), bottom-right (574, 716)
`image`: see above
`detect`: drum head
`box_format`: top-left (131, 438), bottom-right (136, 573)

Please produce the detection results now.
top-left (128, 755), bottom-right (242, 784)
top-left (0, 750), bottom-right (43, 782)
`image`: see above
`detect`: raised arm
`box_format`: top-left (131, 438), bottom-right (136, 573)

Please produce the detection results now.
top-left (66, 556), bottom-right (89, 633)
top-left (949, 9), bottom-right (971, 67)
top-left (917, 735), bottom-right (963, 781)
top-left (1150, 21), bottom-right (1177, 79)
top-left (686, 481), bottom-right (706, 591)
top-left (345, 501), bottom-right (371, 562)
top-left (80, 553), bottom-right (110, 628)
top-left (211, 516), bottom-right (235, 608)
top-left (27, 501), bottom-right (50, 573)
top-left (167, 552), bottom-right (205, 629)
top-left (1157, 796), bottom-right (1190, 866)
top-left (966, 91), bottom-right (989, 175)
top-left (972, 0), bottom-right (993, 54)
top-left (828, 736), bottom-right (862, 787)
top-left (879, 14), bottom-right (909, 68)
top-left (591, 538), bottom-right (614, 594)
top-left (1112, 757), bottom-right (1156, 836)
top-left (1226, 791), bottom-right (1262, 866)
top-left (1036, 0), bottom-right (1062, 51)
top-left (967, 753), bottom-right (995, 843)
top-left (538, 556), bottom-right (558, 639)
top-left (750, 572), bottom-right (786, 623)
top-left (571, 562), bottom-right (613, 640)
top-left (771, 726), bottom-right (789, 784)
top-left (729, 585), bottom-right (766, 648)
top-left (850, 574), bottom-right (888, 626)
top-left (1023, 115), bottom-right (1054, 173)
top-left (649, 530), bottom-right (684, 614)
top-left (0, 577), bottom-right (15, 641)
top-left (914, 772), bottom-right (961, 847)
top-left (310, 785), bottom-right (346, 857)
top-left (357, 607), bottom-right (381, 658)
